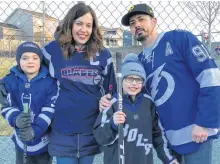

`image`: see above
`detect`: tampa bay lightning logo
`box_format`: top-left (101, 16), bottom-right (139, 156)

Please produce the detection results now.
top-left (146, 63), bottom-right (175, 106)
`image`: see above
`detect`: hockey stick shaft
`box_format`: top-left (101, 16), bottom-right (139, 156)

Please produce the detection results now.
top-left (22, 103), bottom-right (29, 164)
top-left (115, 52), bottom-right (125, 164)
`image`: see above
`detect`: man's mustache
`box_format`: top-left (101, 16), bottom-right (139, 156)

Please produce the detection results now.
top-left (135, 28), bottom-right (145, 35)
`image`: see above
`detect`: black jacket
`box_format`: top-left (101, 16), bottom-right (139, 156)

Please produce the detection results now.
top-left (93, 93), bottom-right (176, 164)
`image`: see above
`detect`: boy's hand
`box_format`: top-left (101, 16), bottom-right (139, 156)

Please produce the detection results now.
top-left (113, 111), bottom-right (126, 126)
top-left (99, 94), bottom-right (112, 111)
top-left (170, 159), bottom-right (179, 164)
top-left (16, 113), bottom-right (32, 128)
top-left (18, 126), bottom-right (35, 141)
top-left (192, 125), bottom-right (209, 143)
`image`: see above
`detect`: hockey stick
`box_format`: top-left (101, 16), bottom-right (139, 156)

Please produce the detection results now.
top-left (115, 52), bottom-right (125, 164)
top-left (109, 84), bottom-right (113, 96)
top-left (22, 103), bottom-right (29, 164)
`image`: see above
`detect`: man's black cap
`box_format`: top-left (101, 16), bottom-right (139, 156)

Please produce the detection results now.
top-left (121, 4), bottom-right (154, 26)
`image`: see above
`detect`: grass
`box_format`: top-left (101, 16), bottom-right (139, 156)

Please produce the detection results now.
top-left (0, 57), bottom-right (16, 78)
top-left (0, 115), bottom-right (13, 136)
top-left (0, 57), bottom-right (15, 136)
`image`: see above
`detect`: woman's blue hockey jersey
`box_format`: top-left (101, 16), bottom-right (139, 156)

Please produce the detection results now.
top-left (139, 30), bottom-right (220, 154)
top-left (1, 65), bottom-right (58, 155)
top-left (42, 40), bottom-right (116, 134)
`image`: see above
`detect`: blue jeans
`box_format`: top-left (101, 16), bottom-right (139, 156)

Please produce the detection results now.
top-left (177, 139), bottom-right (213, 164)
top-left (56, 155), bottom-right (94, 164)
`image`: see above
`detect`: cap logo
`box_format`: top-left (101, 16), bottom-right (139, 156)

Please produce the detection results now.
top-left (23, 43), bottom-right (38, 48)
top-left (129, 5), bottom-right (134, 12)
top-left (149, 9), bottom-right (153, 14)
top-left (130, 69), bottom-right (142, 73)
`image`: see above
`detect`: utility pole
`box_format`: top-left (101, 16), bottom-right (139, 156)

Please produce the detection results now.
top-left (41, 1), bottom-right (45, 44)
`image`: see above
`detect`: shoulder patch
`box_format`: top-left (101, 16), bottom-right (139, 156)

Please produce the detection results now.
top-left (165, 42), bottom-right (173, 56)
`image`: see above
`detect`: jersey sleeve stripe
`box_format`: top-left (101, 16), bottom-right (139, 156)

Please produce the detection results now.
top-left (103, 57), bottom-right (113, 75)
top-left (165, 124), bottom-right (219, 146)
top-left (38, 114), bottom-right (51, 126)
top-left (196, 68), bottom-right (220, 88)
top-left (5, 108), bottom-right (20, 121)
top-left (42, 47), bottom-right (55, 78)
top-left (41, 107), bottom-right (55, 113)
top-left (14, 133), bottom-right (49, 152)
top-left (1, 107), bottom-right (14, 113)
top-left (157, 120), bottom-right (174, 160)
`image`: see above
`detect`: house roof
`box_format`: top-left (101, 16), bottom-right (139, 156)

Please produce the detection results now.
top-left (0, 22), bottom-right (19, 29)
top-left (100, 26), bottom-right (108, 30)
top-left (100, 26), bottom-right (123, 31)
top-left (21, 8), bottom-right (57, 20)
top-left (5, 8), bottom-right (57, 22)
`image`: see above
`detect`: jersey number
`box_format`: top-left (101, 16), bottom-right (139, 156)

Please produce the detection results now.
top-left (192, 45), bottom-right (210, 62)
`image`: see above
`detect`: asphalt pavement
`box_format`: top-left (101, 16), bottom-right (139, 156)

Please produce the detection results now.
top-left (0, 136), bottom-right (219, 164)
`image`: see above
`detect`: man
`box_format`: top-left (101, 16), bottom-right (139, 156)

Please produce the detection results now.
top-left (215, 46), bottom-right (220, 56)
top-left (100, 3), bottom-right (220, 164)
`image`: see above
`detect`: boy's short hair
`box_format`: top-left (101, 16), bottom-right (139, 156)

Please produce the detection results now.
top-left (16, 42), bottom-right (43, 65)
top-left (122, 53), bottom-right (146, 84)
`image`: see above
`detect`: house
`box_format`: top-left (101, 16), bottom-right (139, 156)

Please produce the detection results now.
top-left (123, 30), bottom-right (138, 47)
top-left (0, 22), bottom-right (23, 40)
top-left (100, 26), bottom-right (124, 47)
top-left (4, 8), bottom-right (58, 43)
top-left (0, 22), bottom-right (26, 53)
top-left (101, 28), bottom-right (139, 47)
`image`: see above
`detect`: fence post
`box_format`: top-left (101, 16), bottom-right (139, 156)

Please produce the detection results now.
top-left (41, 1), bottom-right (45, 44)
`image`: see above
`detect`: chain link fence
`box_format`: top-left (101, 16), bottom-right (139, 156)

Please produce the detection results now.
top-left (0, 1), bottom-right (220, 77)
top-left (0, 1), bottom-right (220, 163)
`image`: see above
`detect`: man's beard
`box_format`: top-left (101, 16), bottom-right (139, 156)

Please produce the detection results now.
top-left (135, 26), bottom-right (155, 42)
top-left (135, 33), bottom-right (147, 42)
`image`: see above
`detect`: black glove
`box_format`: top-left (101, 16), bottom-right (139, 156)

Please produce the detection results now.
top-left (0, 78), bottom-right (8, 108)
top-left (16, 113), bottom-right (32, 128)
top-left (18, 126), bottom-right (35, 142)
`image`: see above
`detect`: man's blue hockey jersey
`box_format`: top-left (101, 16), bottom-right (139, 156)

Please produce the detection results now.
top-left (1, 65), bottom-right (58, 155)
top-left (42, 41), bottom-right (116, 134)
top-left (139, 30), bottom-right (220, 154)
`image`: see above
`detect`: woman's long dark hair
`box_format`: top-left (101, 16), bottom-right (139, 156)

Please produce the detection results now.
top-left (55, 3), bottom-right (103, 59)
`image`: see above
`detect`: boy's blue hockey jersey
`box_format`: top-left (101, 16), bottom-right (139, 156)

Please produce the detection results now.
top-left (1, 65), bottom-right (58, 155)
top-left (42, 41), bottom-right (116, 134)
top-left (139, 30), bottom-right (220, 154)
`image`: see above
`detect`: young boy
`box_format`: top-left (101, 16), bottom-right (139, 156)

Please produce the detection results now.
top-left (1, 42), bottom-right (57, 164)
top-left (93, 53), bottom-right (178, 164)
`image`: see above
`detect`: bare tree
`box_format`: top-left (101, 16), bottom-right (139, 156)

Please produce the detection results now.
top-left (185, 1), bottom-right (220, 52)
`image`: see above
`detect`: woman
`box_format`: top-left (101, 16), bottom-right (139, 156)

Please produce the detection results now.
top-left (42, 3), bottom-right (116, 164)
